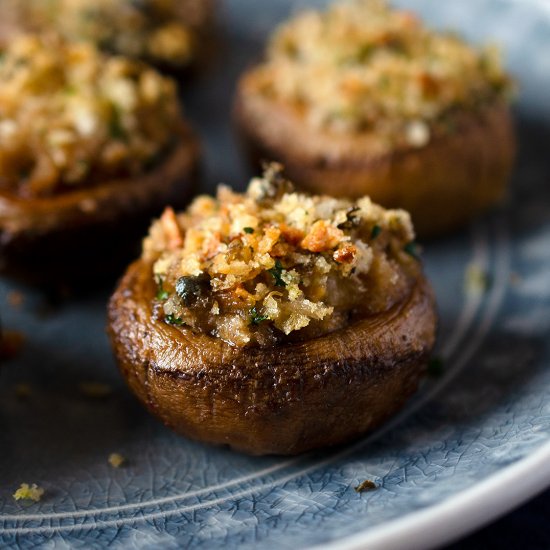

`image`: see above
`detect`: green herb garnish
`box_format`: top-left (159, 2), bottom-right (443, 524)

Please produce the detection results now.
top-left (404, 241), bottom-right (420, 260)
top-left (165, 314), bottom-right (184, 326)
top-left (243, 227), bottom-right (254, 234)
top-left (379, 75), bottom-right (390, 90)
top-left (427, 357), bottom-right (444, 377)
top-left (250, 306), bottom-right (268, 325)
top-left (268, 260), bottom-right (286, 287)
top-left (156, 278), bottom-right (169, 301)
top-left (355, 479), bottom-right (377, 493)
top-left (371, 224), bottom-right (382, 239)
top-left (109, 107), bottom-right (126, 141)
top-left (356, 43), bottom-right (374, 62)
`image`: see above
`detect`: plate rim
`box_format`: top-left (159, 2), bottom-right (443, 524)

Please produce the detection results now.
top-left (314, 441), bottom-right (550, 550)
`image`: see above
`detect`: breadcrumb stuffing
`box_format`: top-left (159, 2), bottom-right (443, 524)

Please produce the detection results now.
top-left (143, 164), bottom-right (419, 347)
top-left (2, 0), bottom-right (211, 67)
top-left (0, 34), bottom-right (180, 198)
top-left (13, 483), bottom-right (44, 502)
top-left (108, 453), bottom-right (126, 468)
top-left (248, 0), bottom-right (513, 146)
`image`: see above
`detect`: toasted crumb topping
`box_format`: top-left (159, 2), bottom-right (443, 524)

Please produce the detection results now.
top-left (8, 0), bottom-right (211, 67)
top-left (0, 34), bottom-right (180, 198)
top-left (248, 0), bottom-right (513, 146)
top-left (143, 164), bottom-right (420, 347)
top-left (13, 483), bottom-right (44, 502)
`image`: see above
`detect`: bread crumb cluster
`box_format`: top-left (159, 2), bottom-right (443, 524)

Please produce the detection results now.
top-left (13, 483), bottom-right (44, 502)
top-left (249, 0), bottom-right (512, 147)
top-left (108, 453), bottom-right (126, 468)
top-left (0, 34), bottom-right (180, 197)
top-left (6, 0), bottom-right (211, 67)
top-left (143, 164), bottom-right (418, 347)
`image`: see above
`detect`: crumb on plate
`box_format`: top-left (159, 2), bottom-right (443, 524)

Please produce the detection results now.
top-left (464, 262), bottom-right (491, 296)
top-left (13, 483), bottom-right (44, 502)
top-left (354, 479), bottom-right (377, 492)
top-left (108, 453), bottom-right (126, 468)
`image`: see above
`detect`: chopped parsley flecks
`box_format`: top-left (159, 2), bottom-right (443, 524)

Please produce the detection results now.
top-left (404, 241), bottom-right (420, 260)
top-left (108, 107), bottom-right (127, 141)
top-left (156, 278), bottom-right (169, 301)
top-left (165, 314), bottom-right (184, 326)
top-left (250, 306), bottom-right (269, 325)
top-left (269, 259), bottom-right (286, 287)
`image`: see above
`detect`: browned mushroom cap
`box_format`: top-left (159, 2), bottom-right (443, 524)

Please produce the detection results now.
top-left (108, 257), bottom-right (437, 456)
top-left (0, 121), bottom-right (200, 284)
top-left (234, 82), bottom-right (515, 238)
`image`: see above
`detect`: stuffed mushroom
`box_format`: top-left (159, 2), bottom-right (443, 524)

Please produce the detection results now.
top-left (0, 34), bottom-right (199, 283)
top-left (234, 0), bottom-right (516, 236)
top-left (108, 164), bottom-right (437, 455)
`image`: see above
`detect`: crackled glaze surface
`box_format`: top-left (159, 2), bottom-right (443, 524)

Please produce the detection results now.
top-left (1, 1), bottom-right (550, 548)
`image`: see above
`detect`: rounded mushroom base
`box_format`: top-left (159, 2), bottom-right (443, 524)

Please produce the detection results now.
top-left (0, 123), bottom-right (200, 289)
top-left (108, 259), bottom-right (437, 456)
top-left (234, 92), bottom-right (515, 238)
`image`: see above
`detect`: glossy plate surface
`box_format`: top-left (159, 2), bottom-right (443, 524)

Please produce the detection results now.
top-left (1, 1), bottom-right (550, 548)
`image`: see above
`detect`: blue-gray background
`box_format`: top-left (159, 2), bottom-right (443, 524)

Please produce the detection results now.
top-left (1, 0), bottom-right (549, 548)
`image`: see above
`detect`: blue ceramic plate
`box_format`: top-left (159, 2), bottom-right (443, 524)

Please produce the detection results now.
top-left (1, 1), bottom-right (550, 548)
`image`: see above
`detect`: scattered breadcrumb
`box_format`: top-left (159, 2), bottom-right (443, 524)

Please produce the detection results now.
top-left (15, 383), bottom-right (32, 400)
top-left (509, 271), bottom-right (522, 286)
top-left (0, 330), bottom-right (25, 360)
top-left (355, 479), bottom-right (378, 493)
top-left (13, 483), bottom-right (44, 502)
top-left (7, 290), bottom-right (24, 308)
top-left (108, 453), bottom-right (126, 468)
top-left (464, 263), bottom-right (491, 296)
top-left (78, 382), bottom-right (113, 399)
